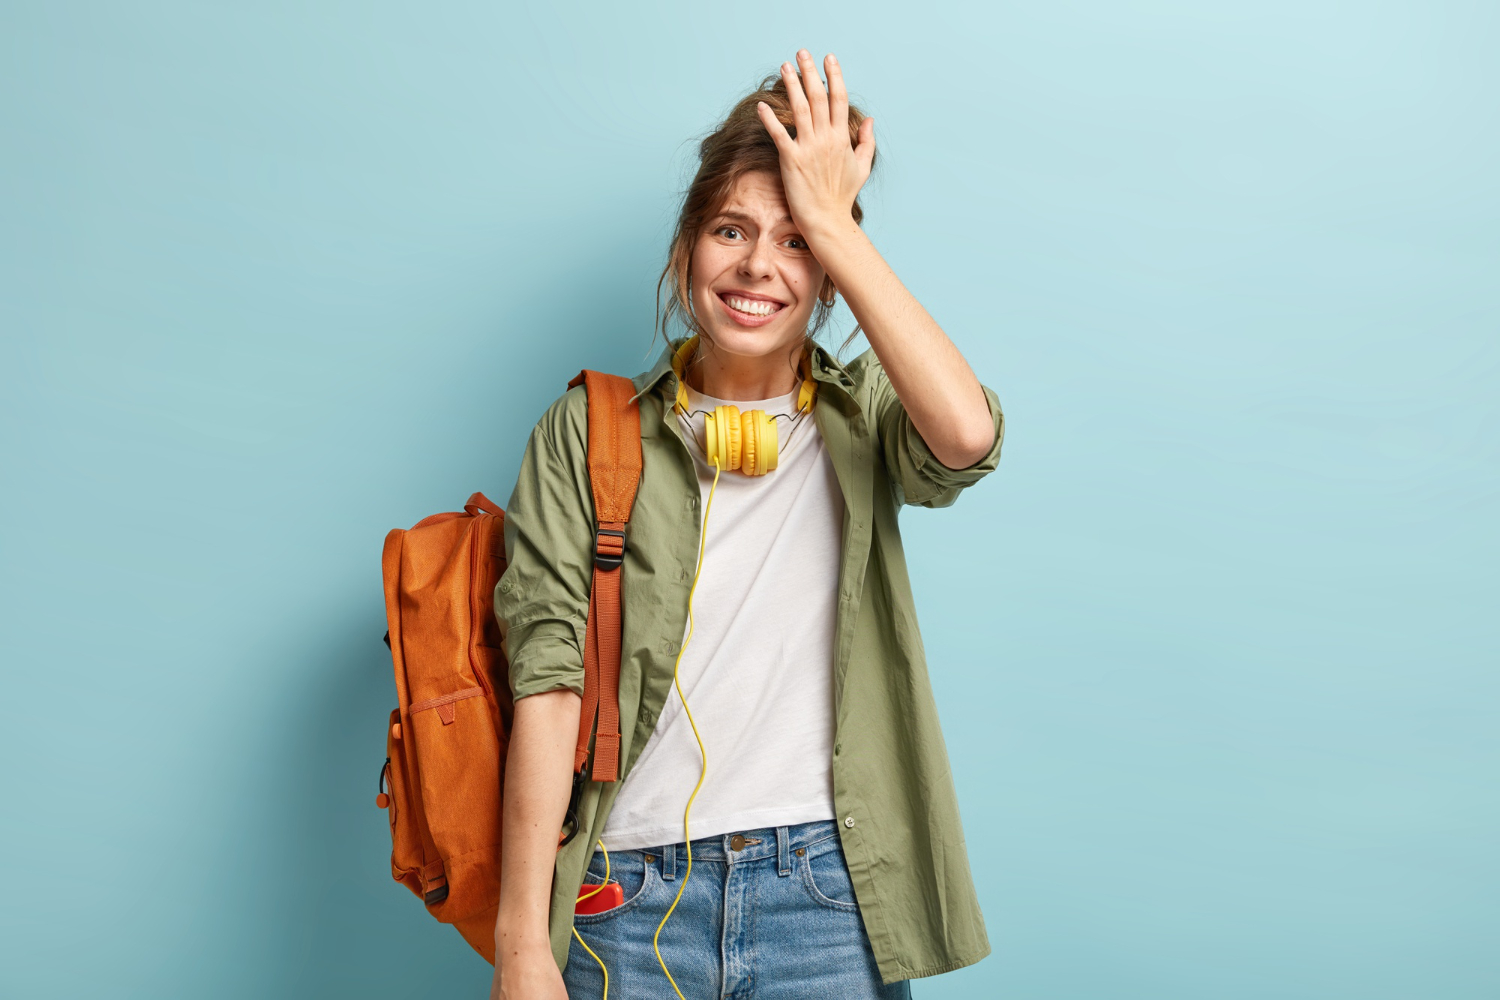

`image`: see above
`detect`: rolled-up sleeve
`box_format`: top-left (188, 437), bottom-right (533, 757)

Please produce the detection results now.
top-left (495, 388), bottom-right (595, 700)
top-left (871, 363), bottom-right (1005, 509)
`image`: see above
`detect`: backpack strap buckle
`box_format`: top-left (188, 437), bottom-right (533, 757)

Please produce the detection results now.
top-left (559, 768), bottom-right (588, 848)
top-left (594, 527), bottom-right (626, 570)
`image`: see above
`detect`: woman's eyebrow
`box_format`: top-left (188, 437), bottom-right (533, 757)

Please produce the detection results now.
top-left (718, 211), bottom-right (795, 226)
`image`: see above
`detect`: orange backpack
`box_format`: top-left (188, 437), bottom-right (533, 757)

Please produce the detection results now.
top-left (376, 371), bottom-right (643, 962)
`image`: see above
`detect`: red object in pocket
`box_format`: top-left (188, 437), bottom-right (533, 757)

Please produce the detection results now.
top-left (575, 881), bottom-right (624, 915)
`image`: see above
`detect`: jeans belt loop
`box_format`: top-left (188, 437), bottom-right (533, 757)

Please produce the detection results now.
top-left (777, 826), bottom-right (792, 877)
top-left (661, 842), bottom-right (677, 881)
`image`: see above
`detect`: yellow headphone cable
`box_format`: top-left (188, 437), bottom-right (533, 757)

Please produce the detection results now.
top-left (574, 343), bottom-right (817, 994)
top-left (576, 343), bottom-right (816, 993)
top-left (572, 841), bottom-right (612, 999)
top-left (572, 455), bottom-right (723, 1000)
top-left (652, 455), bottom-right (720, 999)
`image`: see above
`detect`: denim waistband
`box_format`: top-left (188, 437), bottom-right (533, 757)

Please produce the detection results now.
top-left (637, 819), bottom-right (840, 880)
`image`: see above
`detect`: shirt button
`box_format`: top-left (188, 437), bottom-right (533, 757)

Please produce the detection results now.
top-left (834, 744), bottom-right (841, 756)
top-left (680, 569), bottom-right (690, 582)
top-left (844, 816), bottom-right (855, 829)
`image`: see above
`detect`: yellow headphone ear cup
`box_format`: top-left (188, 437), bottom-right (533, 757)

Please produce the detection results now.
top-left (724, 406), bottom-right (742, 470)
top-left (740, 410), bottom-right (759, 476)
top-left (740, 409), bottom-right (778, 476)
top-left (705, 407), bottom-right (720, 469)
top-left (796, 376), bottom-right (818, 415)
top-left (671, 335), bottom-right (699, 415)
top-left (759, 410), bottom-right (779, 473)
top-left (705, 405), bottom-right (742, 471)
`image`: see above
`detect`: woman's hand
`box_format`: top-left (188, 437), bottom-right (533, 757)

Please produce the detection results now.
top-left (756, 50), bottom-right (875, 241)
top-left (757, 50), bottom-right (996, 470)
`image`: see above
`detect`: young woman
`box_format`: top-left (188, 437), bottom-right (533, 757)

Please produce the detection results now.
top-left (491, 51), bottom-right (1003, 1000)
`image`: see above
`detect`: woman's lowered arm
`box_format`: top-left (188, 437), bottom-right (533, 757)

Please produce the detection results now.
top-left (491, 690), bottom-right (579, 1000)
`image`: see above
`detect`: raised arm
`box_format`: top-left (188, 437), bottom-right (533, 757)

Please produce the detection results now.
top-left (757, 50), bottom-right (996, 470)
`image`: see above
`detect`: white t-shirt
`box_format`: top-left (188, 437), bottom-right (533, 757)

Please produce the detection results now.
top-left (600, 382), bottom-right (844, 851)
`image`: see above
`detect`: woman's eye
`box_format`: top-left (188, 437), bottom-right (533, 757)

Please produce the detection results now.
top-left (719, 226), bottom-right (743, 240)
top-left (784, 237), bottom-right (807, 250)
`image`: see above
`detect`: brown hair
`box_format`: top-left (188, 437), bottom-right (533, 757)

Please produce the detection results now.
top-left (655, 72), bottom-right (871, 353)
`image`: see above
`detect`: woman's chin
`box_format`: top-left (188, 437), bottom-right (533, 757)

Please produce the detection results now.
top-left (700, 323), bottom-right (804, 359)
top-left (699, 306), bottom-right (810, 354)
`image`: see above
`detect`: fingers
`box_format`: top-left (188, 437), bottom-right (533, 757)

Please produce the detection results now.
top-left (854, 116), bottom-right (876, 174)
top-left (779, 60), bottom-right (813, 137)
top-left (825, 53), bottom-right (849, 133)
top-left (756, 100), bottom-right (795, 151)
top-left (795, 49), bottom-right (829, 128)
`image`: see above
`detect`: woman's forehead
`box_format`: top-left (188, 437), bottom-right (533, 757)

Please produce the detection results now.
top-left (717, 171), bottom-right (791, 222)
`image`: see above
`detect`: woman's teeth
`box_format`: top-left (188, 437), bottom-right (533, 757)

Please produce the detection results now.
top-left (724, 295), bottom-right (781, 317)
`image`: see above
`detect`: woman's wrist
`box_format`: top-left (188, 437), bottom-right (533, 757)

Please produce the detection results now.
top-left (801, 211), bottom-right (864, 253)
top-left (803, 214), bottom-right (873, 286)
top-left (495, 894), bottom-right (554, 965)
top-left (495, 911), bottom-right (551, 949)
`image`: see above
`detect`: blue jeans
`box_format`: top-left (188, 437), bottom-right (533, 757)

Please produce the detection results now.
top-left (564, 820), bottom-right (910, 999)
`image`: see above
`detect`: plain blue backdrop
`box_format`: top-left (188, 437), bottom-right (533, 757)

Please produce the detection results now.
top-left (3, 2), bottom-right (1496, 997)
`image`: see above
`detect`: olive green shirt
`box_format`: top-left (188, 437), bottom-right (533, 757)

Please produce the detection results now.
top-left (495, 338), bottom-right (1004, 983)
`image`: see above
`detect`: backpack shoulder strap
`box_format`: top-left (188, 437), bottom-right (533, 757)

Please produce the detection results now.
top-left (566, 370), bottom-right (642, 784)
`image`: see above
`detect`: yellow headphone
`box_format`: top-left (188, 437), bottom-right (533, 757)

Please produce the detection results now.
top-left (670, 335), bottom-right (819, 476)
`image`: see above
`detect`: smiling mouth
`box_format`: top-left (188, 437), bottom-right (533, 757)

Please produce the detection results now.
top-left (718, 293), bottom-right (786, 318)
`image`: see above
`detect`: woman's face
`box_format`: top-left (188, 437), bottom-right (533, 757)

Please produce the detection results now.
top-left (689, 170), bottom-right (826, 365)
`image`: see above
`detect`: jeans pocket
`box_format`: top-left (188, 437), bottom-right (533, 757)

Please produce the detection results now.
top-left (574, 850), bottom-right (657, 925)
top-left (799, 841), bottom-right (861, 912)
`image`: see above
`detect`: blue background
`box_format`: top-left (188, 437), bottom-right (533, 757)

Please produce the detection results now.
top-left (3, 2), bottom-right (1496, 997)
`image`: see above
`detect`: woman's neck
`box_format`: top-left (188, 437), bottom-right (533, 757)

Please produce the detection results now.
top-left (685, 339), bottom-right (806, 402)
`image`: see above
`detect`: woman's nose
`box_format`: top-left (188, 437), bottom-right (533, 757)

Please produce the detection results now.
top-left (738, 236), bottom-right (776, 279)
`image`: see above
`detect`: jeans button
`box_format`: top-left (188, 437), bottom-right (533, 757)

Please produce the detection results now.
top-left (730, 834), bottom-right (746, 851)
